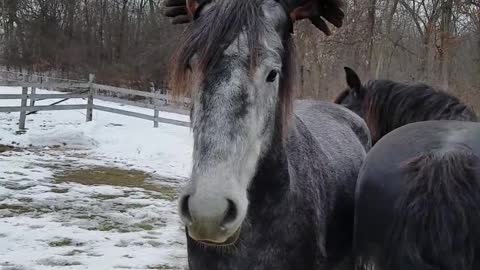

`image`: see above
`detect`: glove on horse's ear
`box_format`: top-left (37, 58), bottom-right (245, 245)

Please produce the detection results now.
top-left (163, 0), bottom-right (207, 24)
top-left (163, 0), bottom-right (345, 36)
top-left (286, 0), bottom-right (344, 35)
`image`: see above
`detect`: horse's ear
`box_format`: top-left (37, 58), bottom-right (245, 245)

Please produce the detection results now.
top-left (288, 0), bottom-right (345, 35)
top-left (344, 67), bottom-right (362, 95)
top-left (164, 0), bottom-right (200, 24)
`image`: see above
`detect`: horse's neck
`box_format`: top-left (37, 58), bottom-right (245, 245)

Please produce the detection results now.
top-left (248, 116), bottom-right (320, 203)
top-left (249, 123), bottom-right (291, 204)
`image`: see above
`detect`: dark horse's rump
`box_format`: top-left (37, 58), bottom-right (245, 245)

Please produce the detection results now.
top-left (334, 67), bottom-right (477, 144)
top-left (354, 121), bottom-right (480, 270)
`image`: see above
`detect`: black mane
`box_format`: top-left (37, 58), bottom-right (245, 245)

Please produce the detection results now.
top-left (363, 80), bottom-right (478, 143)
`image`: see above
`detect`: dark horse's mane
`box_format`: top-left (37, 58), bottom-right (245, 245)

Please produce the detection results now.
top-left (169, 0), bottom-right (296, 134)
top-left (361, 80), bottom-right (477, 142)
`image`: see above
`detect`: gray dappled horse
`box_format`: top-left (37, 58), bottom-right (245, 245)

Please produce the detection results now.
top-left (164, 0), bottom-right (370, 269)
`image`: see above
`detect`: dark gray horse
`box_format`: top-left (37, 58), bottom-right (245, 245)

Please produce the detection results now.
top-left (354, 121), bottom-right (480, 270)
top-left (165, 0), bottom-right (370, 269)
top-left (334, 67), bottom-right (477, 144)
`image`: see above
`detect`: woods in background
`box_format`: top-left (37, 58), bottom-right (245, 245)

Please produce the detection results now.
top-left (295, 0), bottom-right (479, 107)
top-left (0, 0), bottom-right (179, 91)
top-left (0, 0), bottom-right (479, 109)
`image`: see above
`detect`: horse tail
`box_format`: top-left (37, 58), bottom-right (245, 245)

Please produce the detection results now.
top-left (386, 144), bottom-right (480, 270)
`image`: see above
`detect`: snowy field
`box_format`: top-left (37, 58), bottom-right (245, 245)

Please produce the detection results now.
top-left (0, 87), bottom-right (193, 269)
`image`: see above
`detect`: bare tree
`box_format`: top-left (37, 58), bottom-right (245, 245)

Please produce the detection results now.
top-left (439, 0), bottom-right (453, 89)
top-left (375, 0), bottom-right (400, 78)
top-left (0, 0), bottom-right (478, 110)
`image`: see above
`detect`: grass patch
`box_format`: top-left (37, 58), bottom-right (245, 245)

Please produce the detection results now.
top-left (17, 197), bottom-right (33, 203)
top-left (149, 185), bottom-right (178, 201)
top-left (55, 167), bottom-right (149, 188)
top-left (122, 203), bottom-right (146, 209)
top-left (51, 188), bottom-right (69, 193)
top-left (3, 171), bottom-right (27, 176)
top-left (37, 257), bottom-right (82, 266)
top-left (54, 166), bottom-right (179, 201)
top-left (0, 144), bottom-right (15, 153)
top-left (0, 203), bottom-right (51, 218)
top-left (93, 194), bottom-right (126, 200)
top-left (73, 214), bottom-right (101, 220)
top-left (62, 249), bottom-right (86, 256)
top-left (147, 265), bottom-right (182, 270)
top-left (97, 222), bottom-right (118, 232)
top-left (0, 204), bottom-right (35, 214)
top-left (136, 223), bottom-right (154, 231)
top-left (4, 183), bottom-right (34, 191)
top-left (49, 238), bottom-right (73, 247)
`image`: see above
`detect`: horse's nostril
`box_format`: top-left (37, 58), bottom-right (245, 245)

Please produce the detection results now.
top-left (180, 195), bottom-right (192, 224)
top-left (222, 199), bottom-right (238, 226)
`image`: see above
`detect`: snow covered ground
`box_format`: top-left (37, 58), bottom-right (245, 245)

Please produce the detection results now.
top-left (0, 87), bottom-right (193, 269)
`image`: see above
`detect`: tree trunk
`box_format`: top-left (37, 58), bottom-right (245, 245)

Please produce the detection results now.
top-left (366, 0), bottom-right (377, 75)
top-left (419, 23), bottom-right (435, 82)
top-left (116, 0), bottom-right (129, 61)
top-left (4, 0), bottom-right (19, 70)
top-left (65, 0), bottom-right (75, 40)
top-left (439, 0), bottom-right (453, 90)
top-left (148, 0), bottom-right (157, 26)
top-left (375, 0), bottom-right (399, 78)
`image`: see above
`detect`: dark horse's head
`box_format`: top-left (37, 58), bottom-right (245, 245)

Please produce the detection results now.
top-left (333, 67), bottom-right (368, 118)
top-left (334, 67), bottom-right (478, 144)
top-left (167, 0), bottom-right (343, 247)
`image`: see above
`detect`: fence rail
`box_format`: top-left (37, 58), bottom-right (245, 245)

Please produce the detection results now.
top-left (0, 104), bottom-right (87, 113)
top-left (0, 93), bottom-right (88, 100)
top-left (91, 83), bottom-right (191, 104)
top-left (93, 105), bottom-right (189, 127)
top-left (0, 71), bottom-right (190, 130)
top-left (0, 81), bottom-right (90, 89)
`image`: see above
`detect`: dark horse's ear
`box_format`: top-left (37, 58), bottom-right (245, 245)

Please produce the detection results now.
top-left (344, 67), bottom-right (362, 96)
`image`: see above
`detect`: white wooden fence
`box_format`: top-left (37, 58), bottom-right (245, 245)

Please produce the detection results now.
top-left (0, 70), bottom-right (190, 130)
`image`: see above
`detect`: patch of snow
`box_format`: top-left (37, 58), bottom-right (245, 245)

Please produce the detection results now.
top-left (0, 87), bottom-right (193, 178)
top-left (29, 129), bottom-right (99, 149)
top-left (0, 87), bottom-right (192, 269)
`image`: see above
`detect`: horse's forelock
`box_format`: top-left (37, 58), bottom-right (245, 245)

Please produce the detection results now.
top-left (169, 0), bottom-right (297, 136)
top-left (169, 0), bottom-right (262, 98)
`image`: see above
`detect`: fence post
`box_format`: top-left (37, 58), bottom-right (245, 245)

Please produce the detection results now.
top-left (19, 86), bottom-right (28, 130)
top-left (86, 74), bottom-right (95, 122)
top-left (153, 87), bottom-right (159, 128)
top-left (30, 87), bottom-right (36, 107)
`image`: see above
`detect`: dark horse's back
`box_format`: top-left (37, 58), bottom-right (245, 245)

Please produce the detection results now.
top-left (354, 120), bottom-right (480, 270)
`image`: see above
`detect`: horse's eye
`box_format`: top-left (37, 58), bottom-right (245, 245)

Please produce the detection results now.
top-left (266, 70), bottom-right (278, 83)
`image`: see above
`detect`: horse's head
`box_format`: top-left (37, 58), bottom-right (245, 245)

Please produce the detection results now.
top-left (167, 0), bottom-right (344, 247)
top-left (334, 67), bottom-right (368, 118)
